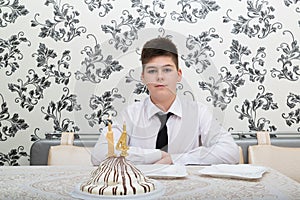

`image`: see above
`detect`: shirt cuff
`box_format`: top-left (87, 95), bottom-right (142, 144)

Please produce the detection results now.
top-left (171, 153), bottom-right (189, 165)
top-left (144, 150), bottom-right (162, 164)
top-left (127, 148), bottom-right (162, 164)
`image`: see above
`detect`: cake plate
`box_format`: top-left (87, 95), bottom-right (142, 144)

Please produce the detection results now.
top-left (70, 180), bottom-right (165, 200)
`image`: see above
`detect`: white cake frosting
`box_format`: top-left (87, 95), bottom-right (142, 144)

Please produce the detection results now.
top-left (80, 156), bottom-right (155, 195)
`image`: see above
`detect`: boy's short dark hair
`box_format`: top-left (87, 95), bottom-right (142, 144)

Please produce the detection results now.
top-left (141, 37), bottom-right (178, 70)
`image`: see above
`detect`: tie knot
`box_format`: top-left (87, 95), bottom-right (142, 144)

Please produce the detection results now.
top-left (157, 112), bottom-right (173, 127)
top-left (167, 112), bottom-right (173, 118)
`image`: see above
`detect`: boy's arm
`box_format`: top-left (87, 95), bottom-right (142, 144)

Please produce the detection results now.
top-left (91, 125), bottom-right (162, 166)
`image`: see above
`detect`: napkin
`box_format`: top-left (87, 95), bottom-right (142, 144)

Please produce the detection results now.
top-left (198, 164), bottom-right (268, 180)
top-left (137, 164), bottom-right (187, 178)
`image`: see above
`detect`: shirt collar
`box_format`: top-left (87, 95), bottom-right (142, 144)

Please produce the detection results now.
top-left (146, 96), bottom-right (182, 120)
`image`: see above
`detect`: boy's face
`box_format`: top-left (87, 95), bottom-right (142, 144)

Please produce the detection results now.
top-left (141, 55), bottom-right (182, 101)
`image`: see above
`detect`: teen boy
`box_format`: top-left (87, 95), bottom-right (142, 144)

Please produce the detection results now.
top-left (91, 38), bottom-right (239, 165)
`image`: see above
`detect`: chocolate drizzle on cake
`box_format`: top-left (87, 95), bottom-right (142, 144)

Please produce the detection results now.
top-left (80, 156), bottom-right (155, 195)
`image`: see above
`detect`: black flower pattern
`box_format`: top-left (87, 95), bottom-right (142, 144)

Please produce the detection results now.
top-left (32, 43), bottom-right (71, 85)
top-left (282, 93), bottom-right (300, 131)
top-left (31, 0), bottom-right (87, 42)
top-left (284, 0), bottom-right (300, 7)
top-left (85, 88), bottom-right (125, 131)
top-left (8, 43), bottom-right (71, 112)
top-left (199, 39), bottom-right (267, 110)
top-left (8, 69), bottom-right (51, 112)
top-left (224, 40), bottom-right (267, 83)
top-left (0, 94), bottom-right (29, 141)
top-left (75, 34), bottom-right (123, 83)
top-left (0, 146), bottom-right (28, 166)
top-left (101, 10), bottom-right (146, 52)
top-left (199, 67), bottom-right (245, 111)
top-left (0, 32), bottom-right (31, 76)
top-left (0, 0), bottom-right (29, 27)
top-left (234, 85), bottom-right (278, 132)
top-left (84, 0), bottom-right (114, 17)
top-left (271, 30), bottom-right (300, 81)
top-left (132, 0), bottom-right (167, 25)
top-left (30, 128), bottom-right (41, 142)
top-left (181, 28), bottom-right (223, 74)
top-left (223, 0), bottom-right (282, 38)
top-left (170, 0), bottom-right (220, 23)
top-left (41, 87), bottom-right (81, 133)
top-left (285, 0), bottom-right (300, 27)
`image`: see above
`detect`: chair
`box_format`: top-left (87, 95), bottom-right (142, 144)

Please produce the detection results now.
top-left (239, 146), bottom-right (244, 164)
top-left (47, 132), bottom-right (93, 166)
top-left (248, 132), bottom-right (300, 182)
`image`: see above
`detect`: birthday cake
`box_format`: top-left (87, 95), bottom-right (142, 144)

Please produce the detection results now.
top-left (79, 122), bottom-right (157, 197)
top-left (80, 156), bottom-right (155, 195)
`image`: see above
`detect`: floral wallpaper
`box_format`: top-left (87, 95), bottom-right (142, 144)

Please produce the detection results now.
top-left (0, 0), bottom-right (299, 165)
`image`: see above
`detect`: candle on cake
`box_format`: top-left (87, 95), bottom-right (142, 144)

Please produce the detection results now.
top-left (116, 122), bottom-right (129, 157)
top-left (106, 117), bottom-right (115, 157)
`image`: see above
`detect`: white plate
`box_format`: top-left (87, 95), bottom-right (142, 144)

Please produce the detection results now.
top-left (198, 164), bottom-right (268, 180)
top-left (136, 164), bottom-right (188, 178)
top-left (70, 180), bottom-right (165, 200)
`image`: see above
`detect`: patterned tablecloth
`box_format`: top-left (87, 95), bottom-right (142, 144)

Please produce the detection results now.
top-left (0, 165), bottom-right (299, 200)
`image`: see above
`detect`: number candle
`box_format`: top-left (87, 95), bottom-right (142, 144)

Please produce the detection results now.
top-left (116, 122), bottom-right (129, 157)
top-left (106, 118), bottom-right (115, 157)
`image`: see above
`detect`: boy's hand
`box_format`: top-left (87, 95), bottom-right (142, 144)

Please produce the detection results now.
top-left (155, 151), bottom-right (173, 164)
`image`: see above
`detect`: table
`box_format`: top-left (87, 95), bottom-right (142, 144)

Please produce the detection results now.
top-left (0, 165), bottom-right (299, 199)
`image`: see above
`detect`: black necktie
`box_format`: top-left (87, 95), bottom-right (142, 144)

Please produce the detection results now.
top-left (156, 112), bottom-right (173, 152)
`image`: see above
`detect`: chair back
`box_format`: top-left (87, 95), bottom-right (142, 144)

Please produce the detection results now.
top-left (248, 132), bottom-right (300, 182)
top-left (47, 132), bottom-right (93, 166)
top-left (239, 146), bottom-right (244, 164)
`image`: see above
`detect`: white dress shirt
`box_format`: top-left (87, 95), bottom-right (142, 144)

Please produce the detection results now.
top-left (91, 96), bottom-right (240, 165)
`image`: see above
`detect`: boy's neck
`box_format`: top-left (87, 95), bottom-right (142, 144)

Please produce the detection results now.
top-left (151, 94), bottom-right (176, 112)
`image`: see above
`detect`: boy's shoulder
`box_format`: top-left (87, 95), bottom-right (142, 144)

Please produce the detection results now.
top-left (126, 98), bottom-right (147, 109)
top-left (178, 96), bottom-right (206, 108)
